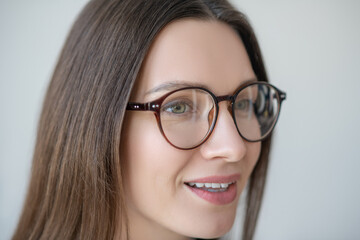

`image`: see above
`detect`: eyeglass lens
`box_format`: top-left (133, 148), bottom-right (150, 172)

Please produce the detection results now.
top-left (233, 83), bottom-right (279, 142)
top-left (159, 83), bottom-right (280, 149)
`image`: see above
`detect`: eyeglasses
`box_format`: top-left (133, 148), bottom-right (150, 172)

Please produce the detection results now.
top-left (127, 81), bottom-right (286, 150)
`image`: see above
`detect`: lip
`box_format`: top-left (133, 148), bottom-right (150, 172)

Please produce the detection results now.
top-left (184, 174), bottom-right (240, 205)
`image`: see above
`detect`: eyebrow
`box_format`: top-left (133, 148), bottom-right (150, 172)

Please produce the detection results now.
top-left (144, 81), bottom-right (209, 96)
top-left (144, 78), bottom-right (259, 98)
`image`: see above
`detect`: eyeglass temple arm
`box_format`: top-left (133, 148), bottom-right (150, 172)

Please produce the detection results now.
top-left (127, 102), bottom-right (160, 111)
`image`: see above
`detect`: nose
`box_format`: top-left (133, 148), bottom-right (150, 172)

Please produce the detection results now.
top-left (199, 102), bottom-right (247, 162)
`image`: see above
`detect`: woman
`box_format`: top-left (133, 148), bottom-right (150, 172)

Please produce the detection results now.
top-left (13, 0), bottom-right (286, 239)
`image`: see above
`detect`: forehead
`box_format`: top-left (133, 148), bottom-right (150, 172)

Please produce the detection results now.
top-left (133, 19), bottom-right (256, 101)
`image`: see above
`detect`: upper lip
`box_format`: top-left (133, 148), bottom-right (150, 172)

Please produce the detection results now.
top-left (184, 173), bottom-right (241, 183)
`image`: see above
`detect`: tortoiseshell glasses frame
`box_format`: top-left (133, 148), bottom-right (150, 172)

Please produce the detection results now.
top-left (127, 81), bottom-right (286, 150)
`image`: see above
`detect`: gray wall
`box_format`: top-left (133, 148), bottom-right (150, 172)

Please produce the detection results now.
top-left (1, 0), bottom-right (359, 239)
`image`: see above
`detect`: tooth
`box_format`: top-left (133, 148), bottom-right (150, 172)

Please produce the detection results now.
top-left (212, 183), bottom-right (220, 188)
top-left (188, 182), bottom-right (195, 187)
top-left (195, 183), bottom-right (204, 188)
top-left (205, 183), bottom-right (212, 188)
top-left (220, 183), bottom-right (229, 188)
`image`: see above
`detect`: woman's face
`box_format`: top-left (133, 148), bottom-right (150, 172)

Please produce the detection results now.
top-left (121, 19), bottom-right (261, 240)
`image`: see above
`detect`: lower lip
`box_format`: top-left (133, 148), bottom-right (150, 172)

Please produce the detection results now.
top-left (185, 183), bottom-right (237, 205)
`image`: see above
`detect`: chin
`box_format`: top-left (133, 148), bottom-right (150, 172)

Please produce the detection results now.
top-left (186, 213), bottom-right (236, 239)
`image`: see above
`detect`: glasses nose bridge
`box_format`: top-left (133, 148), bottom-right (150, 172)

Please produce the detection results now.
top-left (215, 94), bottom-right (233, 113)
top-left (216, 94), bottom-right (232, 102)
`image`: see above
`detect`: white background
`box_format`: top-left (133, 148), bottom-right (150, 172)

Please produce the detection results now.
top-left (1, 0), bottom-right (359, 239)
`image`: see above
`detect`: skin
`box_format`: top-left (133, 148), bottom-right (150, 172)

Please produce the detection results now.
top-left (120, 19), bottom-right (261, 240)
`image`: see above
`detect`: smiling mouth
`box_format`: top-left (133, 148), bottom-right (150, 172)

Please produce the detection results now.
top-left (183, 174), bottom-right (240, 205)
top-left (185, 181), bottom-right (235, 192)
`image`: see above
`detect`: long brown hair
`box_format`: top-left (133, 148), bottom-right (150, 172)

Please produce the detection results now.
top-left (13, 0), bottom-right (271, 239)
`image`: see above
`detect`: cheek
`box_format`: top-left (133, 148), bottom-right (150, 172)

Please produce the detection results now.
top-left (250, 141), bottom-right (262, 168)
top-left (239, 141), bottom-right (262, 189)
top-left (120, 112), bottom-right (191, 215)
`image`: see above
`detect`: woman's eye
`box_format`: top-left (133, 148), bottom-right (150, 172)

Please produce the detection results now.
top-left (163, 102), bottom-right (191, 114)
top-left (234, 99), bottom-right (251, 111)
